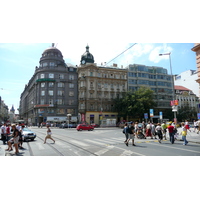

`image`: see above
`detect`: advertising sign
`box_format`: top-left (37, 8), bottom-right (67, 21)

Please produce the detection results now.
top-left (150, 109), bottom-right (154, 117)
top-left (159, 112), bottom-right (163, 119)
top-left (144, 113), bottom-right (148, 119)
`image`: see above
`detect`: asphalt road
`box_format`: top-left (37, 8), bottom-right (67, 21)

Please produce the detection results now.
top-left (2, 127), bottom-right (200, 156)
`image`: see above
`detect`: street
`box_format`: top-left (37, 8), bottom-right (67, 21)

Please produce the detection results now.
top-left (1, 127), bottom-right (200, 156)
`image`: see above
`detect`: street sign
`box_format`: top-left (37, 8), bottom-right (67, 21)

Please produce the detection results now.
top-left (150, 109), bottom-right (154, 117)
top-left (198, 113), bottom-right (200, 120)
top-left (159, 112), bottom-right (163, 119)
top-left (144, 113), bottom-right (148, 119)
top-left (172, 106), bottom-right (178, 112)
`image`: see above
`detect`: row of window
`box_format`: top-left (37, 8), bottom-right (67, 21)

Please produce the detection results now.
top-left (37, 108), bottom-right (75, 115)
top-left (38, 73), bottom-right (75, 80)
top-left (129, 65), bottom-right (168, 74)
top-left (39, 99), bottom-right (75, 105)
top-left (129, 79), bottom-right (172, 87)
top-left (41, 82), bottom-right (74, 88)
top-left (82, 72), bottom-right (126, 79)
top-left (128, 72), bottom-right (171, 80)
top-left (41, 91), bottom-right (74, 96)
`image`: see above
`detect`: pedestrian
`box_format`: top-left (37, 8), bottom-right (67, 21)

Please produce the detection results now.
top-left (134, 122), bottom-right (139, 138)
top-left (44, 125), bottom-right (55, 144)
top-left (6, 124), bottom-right (11, 144)
top-left (197, 120), bottom-right (200, 134)
top-left (18, 125), bottom-right (25, 149)
top-left (6, 124), bottom-right (20, 155)
top-left (185, 120), bottom-right (191, 132)
top-left (123, 122), bottom-right (129, 146)
top-left (181, 122), bottom-right (188, 145)
top-left (126, 122), bottom-right (136, 146)
top-left (193, 120), bottom-right (198, 133)
top-left (161, 121), bottom-right (167, 140)
top-left (151, 122), bottom-right (156, 139)
top-left (155, 123), bottom-right (163, 143)
top-left (1, 123), bottom-right (7, 144)
top-left (145, 122), bottom-right (153, 139)
top-left (167, 123), bottom-right (175, 144)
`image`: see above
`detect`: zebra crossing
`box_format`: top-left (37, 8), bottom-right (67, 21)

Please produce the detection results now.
top-left (68, 136), bottom-right (154, 156)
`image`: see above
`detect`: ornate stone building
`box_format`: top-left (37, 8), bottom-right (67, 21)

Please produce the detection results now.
top-left (78, 46), bottom-right (127, 126)
top-left (191, 43), bottom-right (200, 97)
top-left (19, 44), bottom-right (78, 125)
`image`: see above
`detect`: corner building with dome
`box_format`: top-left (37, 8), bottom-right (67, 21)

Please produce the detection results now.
top-left (78, 45), bottom-right (127, 126)
top-left (19, 44), bottom-right (78, 125)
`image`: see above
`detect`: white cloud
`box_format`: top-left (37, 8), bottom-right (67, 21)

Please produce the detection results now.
top-left (149, 44), bottom-right (173, 63)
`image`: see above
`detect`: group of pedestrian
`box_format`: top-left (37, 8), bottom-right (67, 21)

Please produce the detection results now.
top-left (122, 120), bottom-right (199, 146)
top-left (1, 123), bottom-right (24, 155)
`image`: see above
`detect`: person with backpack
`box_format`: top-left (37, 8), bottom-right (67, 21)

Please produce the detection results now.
top-left (126, 121), bottom-right (136, 146)
top-left (123, 122), bottom-right (130, 146)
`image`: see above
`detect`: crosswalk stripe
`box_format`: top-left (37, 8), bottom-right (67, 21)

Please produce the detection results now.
top-left (84, 139), bottom-right (105, 145)
top-left (69, 140), bottom-right (89, 147)
top-left (94, 146), bottom-right (114, 156)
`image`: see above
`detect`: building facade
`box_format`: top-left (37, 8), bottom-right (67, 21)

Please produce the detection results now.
top-left (78, 46), bottom-right (127, 126)
top-left (0, 96), bottom-right (9, 123)
top-left (174, 70), bottom-right (198, 98)
top-left (19, 45), bottom-right (78, 125)
top-left (127, 64), bottom-right (173, 116)
top-left (175, 85), bottom-right (199, 111)
top-left (191, 43), bottom-right (200, 97)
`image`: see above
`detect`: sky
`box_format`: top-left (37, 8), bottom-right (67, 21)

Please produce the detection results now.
top-left (0, 43), bottom-right (197, 114)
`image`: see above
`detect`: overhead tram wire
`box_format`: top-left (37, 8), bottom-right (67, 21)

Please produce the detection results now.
top-left (104, 43), bottom-right (137, 67)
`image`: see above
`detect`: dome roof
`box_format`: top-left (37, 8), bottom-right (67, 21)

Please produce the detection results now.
top-left (80, 45), bottom-right (94, 64)
top-left (40, 46), bottom-right (65, 64)
top-left (43, 47), bottom-right (62, 54)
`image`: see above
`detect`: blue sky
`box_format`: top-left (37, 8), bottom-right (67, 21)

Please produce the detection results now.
top-left (0, 43), bottom-right (197, 113)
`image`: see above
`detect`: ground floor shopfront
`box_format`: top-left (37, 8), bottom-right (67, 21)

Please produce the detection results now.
top-left (79, 111), bottom-right (118, 126)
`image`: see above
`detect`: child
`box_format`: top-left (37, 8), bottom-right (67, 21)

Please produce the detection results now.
top-left (181, 122), bottom-right (188, 145)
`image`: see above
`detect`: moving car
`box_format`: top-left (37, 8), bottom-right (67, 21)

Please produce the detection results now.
top-left (22, 127), bottom-right (36, 141)
top-left (76, 124), bottom-right (94, 131)
top-left (90, 123), bottom-right (99, 128)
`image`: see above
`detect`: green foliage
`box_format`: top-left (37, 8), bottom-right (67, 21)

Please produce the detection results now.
top-left (177, 105), bottom-right (197, 121)
top-left (113, 87), bottom-right (156, 120)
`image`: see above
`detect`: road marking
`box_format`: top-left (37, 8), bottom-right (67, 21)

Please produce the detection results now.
top-left (148, 142), bottom-right (200, 153)
top-left (35, 143), bottom-right (45, 150)
top-left (84, 139), bottom-right (106, 146)
top-left (94, 146), bottom-right (114, 156)
top-left (120, 150), bottom-right (134, 156)
top-left (115, 146), bottom-right (146, 156)
top-left (69, 140), bottom-right (89, 147)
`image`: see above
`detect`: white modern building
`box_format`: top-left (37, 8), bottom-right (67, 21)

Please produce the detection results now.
top-left (174, 70), bottom-right (199, 98)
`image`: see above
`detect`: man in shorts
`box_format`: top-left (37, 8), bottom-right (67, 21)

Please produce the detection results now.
top-left (126, 122), bottom-right (136, 146)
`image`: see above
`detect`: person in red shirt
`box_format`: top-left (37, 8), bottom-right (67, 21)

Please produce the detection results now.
top-left (167, 123), bottom-right (175, 144)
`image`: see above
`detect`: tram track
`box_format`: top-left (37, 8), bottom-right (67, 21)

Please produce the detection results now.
top-left (33, 130), bottom-right (100, 156)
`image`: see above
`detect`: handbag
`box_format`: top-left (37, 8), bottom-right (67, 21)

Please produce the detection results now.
top-left (122, 129), bottom-right (125, 134)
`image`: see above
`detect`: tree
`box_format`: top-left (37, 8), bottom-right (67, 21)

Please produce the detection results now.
top-left (113, 87), bottom-right (156, 121)
top-left (177, 105), bottom-right (197, 122)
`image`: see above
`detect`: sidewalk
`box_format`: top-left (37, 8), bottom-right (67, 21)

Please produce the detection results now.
top-left (176, 127), bottom-right (200, 144)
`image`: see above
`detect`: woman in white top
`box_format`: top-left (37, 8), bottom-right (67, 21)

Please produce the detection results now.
top-left (44, 125), bottom-right (55, 144)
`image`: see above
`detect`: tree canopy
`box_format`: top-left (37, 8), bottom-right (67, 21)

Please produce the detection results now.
top-left (113, 87), bottom-right (156, 121)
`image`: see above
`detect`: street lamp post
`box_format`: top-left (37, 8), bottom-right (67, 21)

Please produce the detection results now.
top-left (159, 52), bottom-right (177, 124)
top-left (67, 114), bottom-right (71, 128)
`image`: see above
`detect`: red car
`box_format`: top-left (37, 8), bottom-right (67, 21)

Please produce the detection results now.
top-left (76, 124), bottom-right (94, 131)
top-left (90, 123), bottom-right (99, 128)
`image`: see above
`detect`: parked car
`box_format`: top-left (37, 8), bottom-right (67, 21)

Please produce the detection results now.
top-left (90, 123), bottom-right (99, 128)
top-left (59, 123), bottom-right (77, 128)
top-left (76, 124), bottom-right (94, 131)
top-left (22, 127), bottom-right (36, 141)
